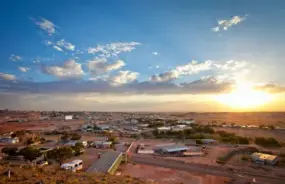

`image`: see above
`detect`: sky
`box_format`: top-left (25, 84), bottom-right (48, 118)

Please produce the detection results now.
top-left (1, 0), bottom-right (285, 111)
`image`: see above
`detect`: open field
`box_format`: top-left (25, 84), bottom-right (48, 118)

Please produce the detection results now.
top-left (214, 127), bottom-right (285, 142)
top-left (172, 112), bottom-right (285, 127)
top-left (119, 163), bottom-right (230, 184)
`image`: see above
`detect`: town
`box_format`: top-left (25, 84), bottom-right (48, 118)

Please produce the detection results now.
top-left (0, 110), bottom-right (285, 184)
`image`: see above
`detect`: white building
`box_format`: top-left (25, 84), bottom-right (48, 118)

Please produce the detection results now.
top-left (157, 126), bottom-right (171, 132)
top-left (251, 152), bottom-right (278, 165)
top-left (65, 115), bottom-right (73, 120)
top-left (179, 120), bottom-right (196, 125)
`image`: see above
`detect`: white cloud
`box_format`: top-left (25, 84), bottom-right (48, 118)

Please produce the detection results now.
top-left (176, 60), bottom-right (212, 76)
top-left (9, 54), bottom-right (22, 61)
top-left (108, 71), bottom-right (139, 86)
top-left (44, 40), bottom-right (52, 46)
top-left (18, 67), bottom-right (30, 72)
top-left (0, 72), bottom-right (16, 81)
top-left (212, 27), bottom-right (220, 32)
top-left (35, 18), bottom-right (57, 35)
top-left (212, 15), bottom-right (246, 32)
top-left (156, 65), bottom-right (160, 68)
top-left (56, 39), bottom-right (75, 51)
top-left (87, 59), bottom-right (125, 75)
top-left (88, 42), bottom-right (141, 58)
top-left (53, 45), bottom-right (63, 52)
top-left (150, 60), bottom-right (250, 83)
top-left (33, 59), bottom-right (40, 64)
top-left (42, 60), bottom-right (84, 79)
top-left (213, 60), bottom-right (248, 71)
top-left (152, 52), bottom-right (159, 56)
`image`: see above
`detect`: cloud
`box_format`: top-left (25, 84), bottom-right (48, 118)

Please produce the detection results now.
top-left (181, 77), bottom-right (233, 94)
top-left (18, 67), bottom-right (30, 72)
top-left (9, 54), bottom-right (22, 61)
top-left (0, 72), bottom-right (16, 81)
top-left (87, 59), bottom-right (125, 75)
top-left (56, 39), bottom-right (75, 51)
top-left (88, 42), bottom-right (141, 58)
top-left (53, 45), bottom-right (63, 52)
top-left (108, 71), bottom-right (139, 86)
top-left (42, 60), bottom-right (84, 79)
top-left (150, 71), bottom-right (179, 82)
top-left (214, 60), bottom-right (248, 71)
top-left (150, 60), bottom-right (250, 83)
top-left (255, 83), bottom-right (285, 93)
top-left (212, 15), bottom-right (246, 32)
top-left (152, 52), bottom-right (159, 56)
top-left (150, 60), bottom-right (212, 82)
top-left (35, 17), bottom-right (57, 35)
top-left (33, 59), bottom-right (40, 64)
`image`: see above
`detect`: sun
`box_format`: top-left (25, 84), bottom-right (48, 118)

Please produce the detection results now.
top-left (215, 83), bottom-right (273, 109)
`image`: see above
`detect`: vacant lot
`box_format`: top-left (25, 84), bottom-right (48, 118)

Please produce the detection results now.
top-left (173, 112), bottom-right (285, 127)
top-left (119, 163), bottom-right (230, 184)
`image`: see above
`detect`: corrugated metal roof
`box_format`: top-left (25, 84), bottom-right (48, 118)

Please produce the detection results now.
top-left (154, 144), bottom-right (189, 153)
top-left (251, 152), bottom-right (277, 161)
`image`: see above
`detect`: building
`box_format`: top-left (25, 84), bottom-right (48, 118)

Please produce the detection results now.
top-left (251, 152), bottom-right (278, 165)
top-left (0, 137), bottom-right (19, 144)
top-left (157, 126), bottom-right (171, 133)
top-left (201, 139), bottom-right (217, 144)
top-left (86, 151), bottom-right (122, 174)
top-left (64, 140), bottom-right (87, 147)
top-left (93, 141), bottom-right (112, 149)
top-left (154, 144), bottom-right (189, 154)
top-left (65, 115), bottom-right (73, 120)
top-left (179, 120), bottom-right (195, 125)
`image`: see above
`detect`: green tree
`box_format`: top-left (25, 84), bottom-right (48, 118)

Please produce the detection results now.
top-left (75, 142), bottom-right (84, 149)
top-left (19, 147), bottom-right (41, 161)
top-left (1, 147), bottom-right (18, 156)
top-left (108, 136), bottom-right (117, 144)
top-left (196, 139), bottom-right (203, 144)
top-left (47, 147), bottom-right (73, 165)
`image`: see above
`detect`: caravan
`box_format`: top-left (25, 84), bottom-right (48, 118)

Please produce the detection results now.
top-left (60, 159), bottom-right (83, 172)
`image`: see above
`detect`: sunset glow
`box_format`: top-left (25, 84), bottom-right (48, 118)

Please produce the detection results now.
top-left (215, 83), bottom-right (274, 109)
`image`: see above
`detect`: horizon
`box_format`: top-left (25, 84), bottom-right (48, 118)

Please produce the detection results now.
top-left (1, 0), bottom-right (285, 111)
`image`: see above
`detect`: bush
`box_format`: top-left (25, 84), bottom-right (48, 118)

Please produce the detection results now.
top-left (19, 147), bottom-right (41, 161)
top-left (236, 136), bottom-right (249, 144)
top-left (255, 137), bottom-right (281, 147)
top-left (196, 139), bottom-right (203, 144)
top-left (47, 147), bottom-right (73, 165)
top-left (1, 147), bottom-right (18, 156)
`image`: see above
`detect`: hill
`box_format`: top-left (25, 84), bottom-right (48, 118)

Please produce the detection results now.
top-left (0, 164), bottom-right (153, 184)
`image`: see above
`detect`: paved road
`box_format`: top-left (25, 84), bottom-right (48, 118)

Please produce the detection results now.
top-left (130, 155), bottom-right (285, 184)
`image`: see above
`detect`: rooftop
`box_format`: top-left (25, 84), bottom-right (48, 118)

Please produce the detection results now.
top-left (154, 144), bottom-right (189, 153)
top-left (251, 152), bottom-right (277, 161)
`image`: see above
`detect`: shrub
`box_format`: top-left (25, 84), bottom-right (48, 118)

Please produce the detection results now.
top-left (255, 137), bottom-right (281, 147)
top-left (1, 147), bottom-right (18, 156)
top-left (196, 139), bottom-right (203, 144)
top-left (19, 147), bottom-right (41, 161)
